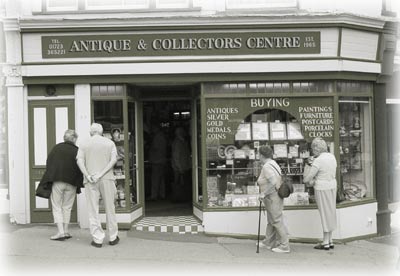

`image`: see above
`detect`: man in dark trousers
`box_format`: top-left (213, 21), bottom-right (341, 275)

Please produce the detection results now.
top-left (39, 129), bottom-right (83, 241)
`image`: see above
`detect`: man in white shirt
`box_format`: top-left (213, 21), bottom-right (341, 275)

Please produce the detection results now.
top-left (77, 123), bottom-right (119, 248)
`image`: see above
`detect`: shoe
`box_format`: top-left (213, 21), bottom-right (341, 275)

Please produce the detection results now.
top-left (314, 244), bottom-right (330, 250)
top-left (91, 241), bottom-right (102, 248)
top-left (50, 233), bottom-right (66, 241)
top-left (109, 236), bottom-right (120, 246)
top-left (64, 233), bottom-right (72, 239)
top-left (272, 246), bottom-right (290, 253)
top-left (329, 242), bottom-right (334, 249)
top-left (256, 242), bottom-right (272, 250)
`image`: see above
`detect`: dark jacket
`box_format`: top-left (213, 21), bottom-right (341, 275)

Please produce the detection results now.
top-left (39, 141), bottom-right (83, 193)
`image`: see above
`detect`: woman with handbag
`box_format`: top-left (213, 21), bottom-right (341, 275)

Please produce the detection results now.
top-left (39, 129), bottom-right (83, 241)
top-left (303, 137), bottom-right (337, 250)
top-left (257, 145), bottom-right (290, 253)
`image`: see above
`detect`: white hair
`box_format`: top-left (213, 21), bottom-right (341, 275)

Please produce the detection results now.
top-left (63, 129), bottom-right (78, 142)
top-left (311, 137), bottom-right (328, 156)
top-left (90, 123), bottom-right (103, 136)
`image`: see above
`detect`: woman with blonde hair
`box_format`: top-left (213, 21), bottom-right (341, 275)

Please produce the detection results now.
top-left (303, 137), bottom-right (337, 250)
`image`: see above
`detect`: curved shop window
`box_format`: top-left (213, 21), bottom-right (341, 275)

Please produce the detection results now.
top-left (205, 96), bottom-right (335, 208)
top-left (338, 97), bottom-right (373, 201)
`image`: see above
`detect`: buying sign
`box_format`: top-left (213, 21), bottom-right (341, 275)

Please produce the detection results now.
top-left (205, 97), bottom-right (334, 145)
top-left (42, 31), bottom-right (320, 58)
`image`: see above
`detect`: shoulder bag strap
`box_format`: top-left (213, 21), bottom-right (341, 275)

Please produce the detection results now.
top-left (268, 162), bottom-right (281, 176)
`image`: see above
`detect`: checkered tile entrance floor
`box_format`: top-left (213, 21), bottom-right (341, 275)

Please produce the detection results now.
top-left (133, 216), bottom-right (204, 234)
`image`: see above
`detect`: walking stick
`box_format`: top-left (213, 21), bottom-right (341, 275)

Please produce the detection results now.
top-left (256, 199), bottom-right (262, 253)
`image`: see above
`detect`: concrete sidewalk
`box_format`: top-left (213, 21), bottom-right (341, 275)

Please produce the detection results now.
top-left (0, 221), bottom-right (399, 276)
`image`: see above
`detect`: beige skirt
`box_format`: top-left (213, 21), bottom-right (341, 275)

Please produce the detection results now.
top-left (315, 188), bottom-right (337, 232)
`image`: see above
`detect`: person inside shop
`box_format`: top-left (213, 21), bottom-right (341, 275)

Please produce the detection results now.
top-left (148, 123), bottom-right (168, 201)
top-left (111, 128), bottom-right (124, 160)
top-left (171, 126), bottom-right (192, 202)
top-left (257, 145), bottom-right (290, 253)
top-left (303, 137), bottom-right (337, 250)
top-left (39, 129), bottom-right (83, 241)
top-left (76, 123), bottom-right (119, 248)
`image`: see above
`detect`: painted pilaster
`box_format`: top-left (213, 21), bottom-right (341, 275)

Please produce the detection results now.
top-left (74, 84), bottom-right (91, 228)
top-left (3, 16), bottom-right (28, 224)
top-left (5, 71), bottom-right (26, 224)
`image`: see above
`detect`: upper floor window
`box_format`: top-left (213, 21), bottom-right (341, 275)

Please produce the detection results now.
top-left (44, 0), bottom-right (192, 12)
top-left (47, 0), bottom-right (78, 11)
top-left (226, 0), bottom-right (297, 9)
top-left (85, 0), bottom-right (150, 10)
top-left (156, 0), bottom-right (190, 9)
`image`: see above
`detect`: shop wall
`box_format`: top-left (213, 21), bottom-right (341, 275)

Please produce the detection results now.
top-left (341, 29), bottom-right (379, 60)
top-left (203, 203), bottom-right (378, 240)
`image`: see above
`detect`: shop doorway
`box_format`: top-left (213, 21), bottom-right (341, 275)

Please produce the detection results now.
top-left (143, 100), bottom-right (193, 217)
top-left (28, 100), bottom-right (77, 223)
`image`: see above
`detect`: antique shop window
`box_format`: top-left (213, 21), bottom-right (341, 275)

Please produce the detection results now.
top-left (338, 97), bottom-right (373, 201)
top-left (127, 102), bottom-right (138, 207)
top-left (387, 102), bottom-right (400, 202)
top-left (293, 81), bottom-right (334, 93)
top-left (92, 94), bottom-right (138, 210)
top-left (204, 94), bottom-right (335, 208)
top-left (196, 99), bottom-right (203, 204)
top-left (337, 81), bottom-right (373, 94)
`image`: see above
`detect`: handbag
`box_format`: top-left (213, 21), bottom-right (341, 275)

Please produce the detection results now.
top-left (277, 176), bottom-right (293, 198)
top-left (268, 163), bottom-right (293, 199)
top-left (36, 182), bottom-right (52, 199)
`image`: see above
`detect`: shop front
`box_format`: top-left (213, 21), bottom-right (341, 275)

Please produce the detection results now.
top-left (10, 15), bottom-right (394, 241)
top-left (199, 81), bottom-right (376, 240)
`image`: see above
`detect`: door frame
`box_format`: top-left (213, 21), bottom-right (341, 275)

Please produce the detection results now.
top-left (28, 99), bottom-right (76, 223)
top-left (136, 87), bottom-right (198, 216)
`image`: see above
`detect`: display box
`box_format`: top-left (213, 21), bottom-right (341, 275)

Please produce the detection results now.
top-left (252, 122), bottom-right (269, 140)
top-left (287, 122), bottom-right (304, 140)
top-left (235, 123), bottom-right (251, 141)
top-left (270, 122), bottom-right (287, 140)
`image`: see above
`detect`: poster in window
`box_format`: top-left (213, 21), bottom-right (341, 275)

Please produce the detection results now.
top-left (235, 123), bottom-right (251, 141)
top-left (288, 146), bottom-right (299, 158)
top-left (270, 122), bottom-right (287, 140)
top-left (287, 122), bottom-right (304, 140)
top-left (273, 144), bottom-right (288, 158)
top-left (252, 122), bottom-right (269, 140)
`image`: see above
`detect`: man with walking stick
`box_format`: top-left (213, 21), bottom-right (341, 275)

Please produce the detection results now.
top-left (256, 145), bottom-right (290, 253)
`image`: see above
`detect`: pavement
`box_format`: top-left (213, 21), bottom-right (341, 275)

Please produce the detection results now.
top-left (0, 217), bottom-right (399, 276)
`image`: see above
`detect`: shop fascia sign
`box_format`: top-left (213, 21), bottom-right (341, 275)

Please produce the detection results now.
top-left (42, 31), bottom-right (320, 58)
top-left (205, 96), bottom-right (334, 144)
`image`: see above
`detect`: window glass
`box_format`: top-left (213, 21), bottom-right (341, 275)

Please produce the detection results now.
top-left (196, 99), bottom-right (203, 204)
top-left (86, 0), bottom-right (149, 9)
top-left (337, 81), bottom-right (373, 93)
top-left (93, 100), bottom-right (137, 210)
top-left (203, 95), bottom-right (335, 208)
top-left (156, 0), bottom-right (190, 8)
top-left (47, 0), bottom-right (78, 11)
top-left (226, 0), bottom-right (297, 9)
top-left (128, 102), bottom-right (138, 207)
top-left (388, 103), bottom-right (400, 202)
top-left (92, 85), bottom-right (124, 97)
top-left (339, 97), bottom-right (373, 201)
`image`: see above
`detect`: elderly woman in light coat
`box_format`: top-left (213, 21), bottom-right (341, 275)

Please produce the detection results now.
top-left (303, 138), bottom-right (337, 250)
